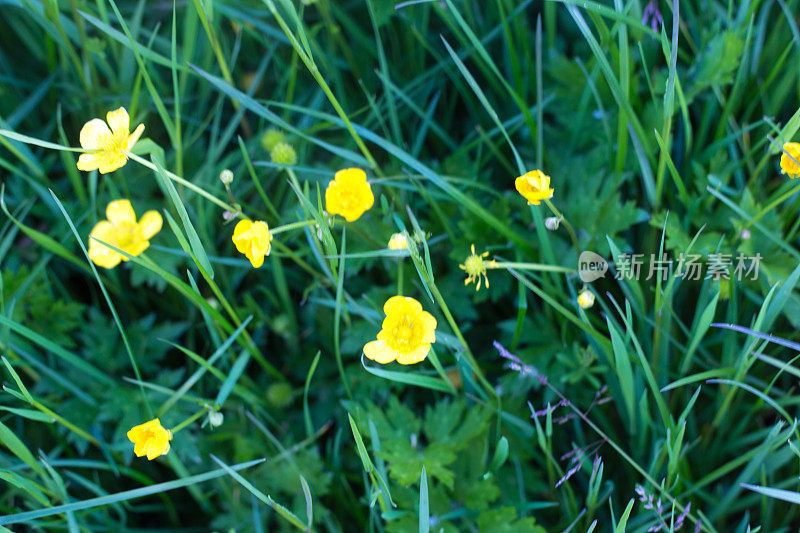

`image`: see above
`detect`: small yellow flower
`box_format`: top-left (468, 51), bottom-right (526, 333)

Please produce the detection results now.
top-left (515, 169), bottom-right (554, 205)
top-left (460, 244), bottom-right (495, 291)
top-left (325, 168), bottom-right (375, 222)
top-left (388, 233), bottom-right (409, 250)
top-left (232, 219), bottom-right (272, 268)
top-left (577, 289), bottom-right (595, 309)
top-left (363, 296), bottom-right (437, 365)
top-left (127, 418), bottom-right (172, 460)
top-left (88, 200), bottom-right (162, 269)
top-left (780, 142), bottom-right (800, 179)
top-left (77, 107), bottom-right (144, 174)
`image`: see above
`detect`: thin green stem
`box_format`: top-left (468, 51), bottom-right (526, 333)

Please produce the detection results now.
top-left (271, 219), bottom-right (316, 234)
top-left (543, 199), bottom-right (581, 253)
top-left (491, 261), bottom-right (574, 273)
top-left (128, 152), bottom-right (235, 212)
top-left (171, 407), bottom-right (207, 434)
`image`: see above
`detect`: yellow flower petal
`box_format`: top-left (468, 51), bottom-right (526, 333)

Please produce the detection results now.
top-left (137, 211), bottom-right (163, 240)
top-left (383, 295), bottom-right (421, 316)
top-left (79, 118), bottom-right (112, 150)
top-left (76, 153), bottom-right (100, 172)
top-left (97, 151), bottom-right (128, 174)
top-left (127, 123), bottom-right (145, 151)
top-left (396, 344), bottom-right (430, 365)
top-left (106, 107), bottom-right (130, 136)
top-left (363, 340), bottom-right (398, 364)
top-left (106, 200), bottom-right (136, 226)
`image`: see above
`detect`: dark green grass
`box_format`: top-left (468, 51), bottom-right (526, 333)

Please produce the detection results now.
top-left (2, 0), bottom-right (800, 531)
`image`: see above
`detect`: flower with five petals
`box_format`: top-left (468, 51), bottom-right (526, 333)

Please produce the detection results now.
top-left (77, 107), bottom-right (144, 174)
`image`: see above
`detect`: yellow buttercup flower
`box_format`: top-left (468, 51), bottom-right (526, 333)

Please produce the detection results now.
top-left (460, 244), bottom-right (496, 291)
top-left (515, 169), bottom-right (554, 205)
top-left (388, 233), bottom-right (409, 250)
top-left (127, 418), bottom-right (172, 460)
top-left (77, 107), bottom-right (144, 174)
top-left (577, 289), bottom-right (595, 309)
top-left (88, 200), bottom-right (162, 269)
top-left (780, 142), bottom-right (800, 179)
top-left (232, 219), bottom-right (272, 268)
top-left (363, 296), bottom-right (437, 365)
top-left (325, 168), bottom-right (374, 222)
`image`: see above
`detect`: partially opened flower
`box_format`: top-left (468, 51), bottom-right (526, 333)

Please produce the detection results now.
top-left (325, 168), bottom-right (374, 222)
top-left (515, 169), bottom-right (554, 205)
top-left (232, 219), bottom-right (272, 268)
top-left (88, 200), bottom-right (162, 269)
top-left (363, 296), bottom-right (437, 365)
top-left (388, 233), bottom-right (409, 250)
top-left (77, 107), bottom-right (144, 174)
top-left (127, 418), bottom-right (172, 460)
top-left (780, 142), bottom-right (800, 179)
top-left (577, 289), bottom-right (595, 309)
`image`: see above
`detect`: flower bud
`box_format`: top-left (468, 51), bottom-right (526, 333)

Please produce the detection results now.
top-left (270, 142), bottom-right (297, 167)
top-left (577, 289), bottom-right (595, 309)
top-left (207, 410), bottom-right (224, 428)
top-left (544, 216), bottom-right (561, 230)
top-left (219, 169), bottom-right (234, 185)
top-left (260, 128), bottom-right (284, 152)
top-left (388, 233), bottom-right (409, 250)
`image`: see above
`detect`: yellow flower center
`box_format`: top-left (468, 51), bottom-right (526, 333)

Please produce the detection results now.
top-left (103, 129), bottom-right (129, 154)
top-left (386, 315), bottom-right (423, 352)
top-left (113, 221), bottom-right (139, 248)
top-left (464, 253), bottom-right (487, 278)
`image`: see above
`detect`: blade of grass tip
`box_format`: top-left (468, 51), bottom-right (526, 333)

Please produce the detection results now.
top-left (151, 154), bottom-right (214, 278)
top-left (214, 350), bottom-right (250, 408)
top-left (303, 352), bottom-right (321, 438)
top-left (680, 291), bottom-right (719, 373)
top-left (419, 466), bottom-right (429, 533)
top-left (613, 499), bottom-right (635, 532)
top-left (0, 459), bottom-right (265, 526)
top-left (49, 190), bottom-right (153, 417)
top-left (300, 475), bottom-right (313, 530)
top-left (740, 483), bottom-right (800, 505)
top-left (207, 456), bottom-right (309, 531)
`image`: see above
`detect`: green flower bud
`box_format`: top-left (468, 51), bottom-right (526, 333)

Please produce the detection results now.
top-left (270, 142), bottom-right (297, 167)
top-left (260, 128), bottom-right (284, 152)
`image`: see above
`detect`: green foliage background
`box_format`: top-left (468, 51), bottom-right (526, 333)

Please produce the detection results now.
top-left (1, 0), bottom-right (800, 531)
